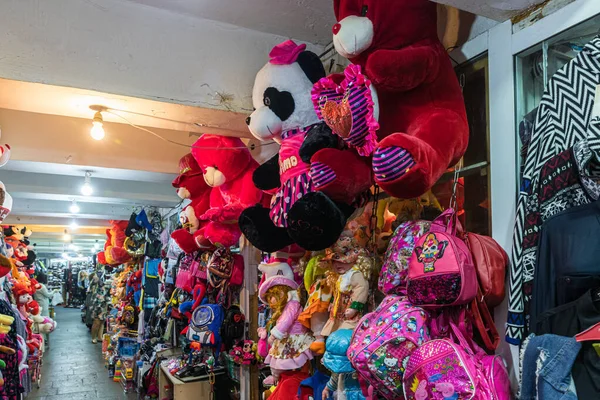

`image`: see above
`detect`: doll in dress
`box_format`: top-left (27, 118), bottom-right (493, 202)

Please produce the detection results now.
top-left (297, 255), bottom-right (335, 355)
top-left (320, 233), bottom-right (372, 337)
top-left (262, 284), bottom-right (314, 383)
top-left (259, 261), bottom-right (315, 386)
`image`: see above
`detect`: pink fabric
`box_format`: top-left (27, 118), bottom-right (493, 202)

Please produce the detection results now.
top-left (269, 40), bottom-right (306, 65)
top-left (273, 301), bottom-right (307, 336)
top-left (312, 64), bottom-right (379, 156)
top-left (269, 128), bottom-right (314, 227)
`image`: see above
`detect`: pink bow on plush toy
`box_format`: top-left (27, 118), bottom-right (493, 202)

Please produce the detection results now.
top-left (269, 40), bottom-right (306, 65)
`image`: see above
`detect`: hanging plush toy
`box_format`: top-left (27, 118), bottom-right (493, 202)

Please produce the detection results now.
top-left (240, 40), bottom-right (373, 253)
top-left (0, 182), bottom-right (12, 224)
top-left (330, 0), bottom-right (469, 199)
top-left (190, 135), bottom-right (267, 248)
top-left (170, 153), bottom-right (212, 253)
top-left (98, 220), bottom-right (132, 266)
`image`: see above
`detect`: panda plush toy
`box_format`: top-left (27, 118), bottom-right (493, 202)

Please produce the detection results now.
top-left (239, 40), bottom-right (372, 252)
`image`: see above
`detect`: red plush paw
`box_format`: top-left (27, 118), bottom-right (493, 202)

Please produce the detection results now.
top-left (171, 229), bottom-right (199, 254)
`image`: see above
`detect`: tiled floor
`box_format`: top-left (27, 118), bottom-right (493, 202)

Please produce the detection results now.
top-left (26, 308), bottom-right (137, 400)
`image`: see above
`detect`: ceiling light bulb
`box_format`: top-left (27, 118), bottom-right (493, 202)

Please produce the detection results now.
top-left (69, 201), bottom-right (80, 214)
top-left (90, 112), bottom-right (105, 140)
top-left (81, 171), bottom-right (94, 196)
top-left (70, 221), bottom-right (79, 230)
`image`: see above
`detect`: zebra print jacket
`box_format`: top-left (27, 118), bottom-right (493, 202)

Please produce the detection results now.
top-left (507, 36), bottom-right (600, 344)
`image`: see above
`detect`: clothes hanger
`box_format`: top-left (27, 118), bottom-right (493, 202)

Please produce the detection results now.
top-left (575, 287), bottom-right (600, 342)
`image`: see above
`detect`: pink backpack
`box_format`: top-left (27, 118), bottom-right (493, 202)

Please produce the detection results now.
top-left (379, 220), bottom-right (431, 295)
top-left (403, 323), bottom-right (510, 400)
top-left (407, 209), bottom-right (477, 307)
top-left (348, 296), bottom-right (431, 400)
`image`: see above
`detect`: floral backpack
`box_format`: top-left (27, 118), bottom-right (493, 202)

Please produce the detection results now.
top-left (348, 295), bottom-right (430, 400)
top-left (403, 322), bottom-right (510, 400)
top-left (407, 209), bottom-right (477, 307)
top-left (378, 220), bottom-right (431, 295)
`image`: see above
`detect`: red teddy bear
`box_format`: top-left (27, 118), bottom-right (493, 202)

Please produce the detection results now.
top-left (190, 135), bottom-right (267, 248)
top-left (332, 0), bottom-right (469, 199)
top-left (170, 153), bottom-right (212, 253)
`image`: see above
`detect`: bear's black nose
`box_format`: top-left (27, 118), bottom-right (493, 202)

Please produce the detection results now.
top-left (245, 116), bottom-right (251, 126)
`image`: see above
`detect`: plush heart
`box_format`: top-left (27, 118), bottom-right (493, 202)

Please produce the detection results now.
top-left (312, 64), bottom-right (379, 156)
top-left (321, 99), bottom-right (352, 138)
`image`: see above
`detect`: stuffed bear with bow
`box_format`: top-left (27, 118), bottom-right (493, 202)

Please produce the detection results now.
top-left (190, 135), bottom-right (268, 248)
top-left (239, 40), bottom-right (373, 253)
top-left (330, 0), bottom-right (469, 199)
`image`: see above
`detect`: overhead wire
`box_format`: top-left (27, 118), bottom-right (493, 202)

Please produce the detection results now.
top-left (104, 109), bottom-right (278, 150)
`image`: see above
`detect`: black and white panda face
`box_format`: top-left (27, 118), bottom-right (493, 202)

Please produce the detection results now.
top-left (246, 51), bottom-right (325, 142)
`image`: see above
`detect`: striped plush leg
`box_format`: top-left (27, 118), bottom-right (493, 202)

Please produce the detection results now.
top-left (372, 146), bottom-right (416, 182)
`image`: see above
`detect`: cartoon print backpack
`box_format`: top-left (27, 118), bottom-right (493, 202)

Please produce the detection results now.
top-left (379, 220), bottom-right (431, 295)
top-left (407, 209), bottom-right (477, 307)
top-left (348, 295), bottom-right (430, 400)
top-left (186, 302), bottom-right (225, 354)
top-left (403, 322), bottom-right (510, 400)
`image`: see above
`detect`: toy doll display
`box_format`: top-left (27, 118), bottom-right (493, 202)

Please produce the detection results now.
top-left (320, 234), bottom-right (372, 337)
top-left (297, 255), bottom-right (334, 355)
top-left (322, 329), bottom-right (365, 400)
top-left (258, 260), bottom-right (314, 383)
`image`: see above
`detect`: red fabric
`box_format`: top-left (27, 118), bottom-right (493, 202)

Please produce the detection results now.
top-left (268, 371), bottom-right (310, 400)
top-left (333, 0), bottom-right (469, 199)
top-left (311, 147), bottom-right (373, 203)
top-left (191, 135), bottom-right (268, 247)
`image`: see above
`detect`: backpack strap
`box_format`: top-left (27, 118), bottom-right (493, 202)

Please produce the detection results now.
top-left (469, 286), bottom-right (500, 352)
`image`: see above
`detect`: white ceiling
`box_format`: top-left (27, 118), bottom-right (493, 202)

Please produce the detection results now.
top-left (125, 0), bottom-right (336, 45)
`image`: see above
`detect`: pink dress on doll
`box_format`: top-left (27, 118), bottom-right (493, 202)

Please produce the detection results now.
top-left (269, 127), bottom-right (314, 228)
top-left (264, 296), bottom-right (314, 370)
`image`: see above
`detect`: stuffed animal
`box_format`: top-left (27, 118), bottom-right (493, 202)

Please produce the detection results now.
top-left (98, 220), bottom-right (132, 266)
top-left (331, 0), bottom-right (469, 199)
top-left (190, 135), bottom-right (267, 248)
top-left (239, 40), bottom-right (373, 252)
top-left (0, 182), bottom-right (12, 224)
top-left (170, 153), bottom-right (212, 253)
top-left (0, 129), bottom-right (11, 167)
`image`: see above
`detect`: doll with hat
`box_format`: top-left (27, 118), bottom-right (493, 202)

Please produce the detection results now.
top-left (320, 232), bottom-right (372, 337)
top-left (321, 329), bottom-right (366, 400)
top-left (258, 260), bottom-right (314, 383)
top-left (297, 255), bottom-right (334, 355)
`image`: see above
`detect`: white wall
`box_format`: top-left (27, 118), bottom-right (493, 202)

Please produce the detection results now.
top-left (0, 0), bottom-right (323, 114)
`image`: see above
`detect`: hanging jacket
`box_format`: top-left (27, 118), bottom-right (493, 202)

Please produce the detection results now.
top-left (508, 36), bottom-right (600, 344)
top-left (520, 334), bottom-right (581, 400)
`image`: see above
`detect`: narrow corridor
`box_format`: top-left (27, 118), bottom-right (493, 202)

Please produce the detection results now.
top-left (26, 308), bottom-right (136, 400)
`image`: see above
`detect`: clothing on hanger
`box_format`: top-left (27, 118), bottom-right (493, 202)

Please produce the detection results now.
top-left (534, 290), bottom-right (600, 397)
top-left (509, 138), bottom-right (600, 341)
top-left (531, 200), bottom-right (600, 324)
top-left (508, 35), bottom-right (600, 343)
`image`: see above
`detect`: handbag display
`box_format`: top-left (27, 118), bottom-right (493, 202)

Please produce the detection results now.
top-left (466, 233), bottom-right (508, 308)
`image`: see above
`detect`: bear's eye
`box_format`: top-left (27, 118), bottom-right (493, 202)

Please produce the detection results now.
top-left (264, 96), bottom-right (271, 106)
top-left (361, 5), bottom-right (368, 16)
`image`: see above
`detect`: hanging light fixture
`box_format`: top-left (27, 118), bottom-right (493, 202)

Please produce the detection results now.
top-left (63, 229), bottom-right (71, 241)
top-left (90, 111), bottom-right (105, 140)
top-left (69, 200), bottom-right (80, 214)
top-left (81, 171), bottom-right (94, 196)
